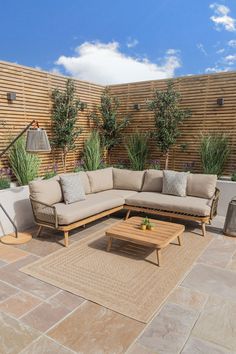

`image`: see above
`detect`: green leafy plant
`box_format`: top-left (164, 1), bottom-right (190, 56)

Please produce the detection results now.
top-left (83, 131), bottom-right (102, 171)
top-left (200, 133), bottom-right (230, 176)
top-left (43, 163), bottom-right (58, 180)
top-left (89, 88), bottom-right (130, 163)
top-left (8, 137), bottom-right (40, 185)
top-left (125, 132), bottom-right (149, 170)
top-left (231, 172), bottom-right (236, 182)
top-left (148, 159), bottom-right (161, 170)
top-left (141, 217), bottom-right (150, 226)
top-left (51, 79), bottom-right (83, 172)
top-left (0, 178), bottom-right (10, 189)
top-left (147, 81), bottom-right (191, 169)
top-left (0, 168), bottom-right (11, 189)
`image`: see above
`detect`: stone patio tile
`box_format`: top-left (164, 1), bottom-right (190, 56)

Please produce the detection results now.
top-left (20, 335), bottom-right (75, 354)
top-left (0, 255), bottom-right (59, 300)
top-left (0, 243), bottom-right (29, 263)
top-left (0, 291), bottom-right (41, 318)
top-left (167, 286), bottom-right (207, 311)
top-left (0, 260), bottom-right (7, 267)
top-left (14, 232), bottom-right (66, 257)
top-left (192, 295), bottom-right (236, 351)
top-left (197, 238), bottom-right (236, 268)
top-left (128, 342), bottom-right (159, 354)
top-left (49, 290), bottom-right (85, 311)
top-left (48, 301), bottom-right (144, 354)
top-left (21, 295), bottom-right (72, 332)
top-left (137, 303), bottom-right (198, 353)
top-left (0, 312), bottom-right (40, 354)
top-left (182, 336), bottom-right (234, 354)
top-left (0, 280), bottom-right (19, 301)
top-left (182, 264), bottom-right (236, 301)
top-left (227, 251), bottom-right (236, 271)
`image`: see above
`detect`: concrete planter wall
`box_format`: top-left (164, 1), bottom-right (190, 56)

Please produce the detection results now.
top-left (0, 185), bottom-right (34, 237)
top-left (216, 180), bottom-right (236, 216)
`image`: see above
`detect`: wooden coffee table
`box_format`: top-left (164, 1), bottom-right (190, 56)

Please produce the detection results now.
top-left (106, 216), bottom-right (185, 266)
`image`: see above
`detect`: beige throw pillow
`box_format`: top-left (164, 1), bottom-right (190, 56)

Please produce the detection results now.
top-left (162, 170), bottom-right (188, 197)
top-left (142, 169), bottom-right (163, 192)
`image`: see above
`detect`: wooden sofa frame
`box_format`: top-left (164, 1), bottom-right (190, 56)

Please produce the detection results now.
top-left (30, 187), bottom-right (220, 247)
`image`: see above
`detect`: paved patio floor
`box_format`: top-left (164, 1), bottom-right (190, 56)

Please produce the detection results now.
top-left (0, 214), bottom-right (235, 354)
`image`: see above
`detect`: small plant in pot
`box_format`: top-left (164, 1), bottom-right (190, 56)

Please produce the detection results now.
top-left (147, 222), bottom-right (155, 231)
top-left (141, 217), bottom-right (149, 230)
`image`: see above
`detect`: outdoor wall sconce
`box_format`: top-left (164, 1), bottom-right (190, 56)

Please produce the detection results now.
top-left (7, 92), bottom-right (16, 102)
top-left (217, 98), bottom-right (224, 106)
top-left (80, 102), bottom-right (87, 111)
top-left (133, 103), bottom-right (141, 110)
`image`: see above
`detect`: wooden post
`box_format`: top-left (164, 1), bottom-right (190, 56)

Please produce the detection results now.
top-left (201, 222), bottom-right (206, 237)
top-left (125, 210), bottom-right (131, 220)
top-left (64, 231), bottom-right (69, 247)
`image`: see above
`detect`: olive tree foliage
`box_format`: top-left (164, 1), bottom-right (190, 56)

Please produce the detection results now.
top-left (51, 79), bottom-right (83, 171)
top-left (89, 88), bottom-right (130, 162)
top-left (147, 81), bottom-right (191, 169)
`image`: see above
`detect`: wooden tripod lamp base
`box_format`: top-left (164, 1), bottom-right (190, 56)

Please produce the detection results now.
top-left (1, 232), bottom-right (32, 245)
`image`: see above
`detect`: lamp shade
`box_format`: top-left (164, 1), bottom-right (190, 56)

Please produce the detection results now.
top-left (26, 128), bottom-right (51, 153)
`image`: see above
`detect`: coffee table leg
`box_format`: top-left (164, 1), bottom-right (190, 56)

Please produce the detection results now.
top-left (177, 235), bottom-right (182, 246)
top-left (156, 249), bottom-right (161, 266)
top-left (107, 237), bottom-right (112, 252)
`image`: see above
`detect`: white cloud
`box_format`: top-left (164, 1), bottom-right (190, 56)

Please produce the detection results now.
top-left (197, 43), bottom-right (208, 56)
top-left (205, 65), bottom-right (230, 73)
top-left (55, 41), bottom-right (181, 85)
top-left (210, 3), bottom-right (236, 32)
top-left (216, 48), bottom-right (225, 54)
top-left (228, 39), bottom-right (236, 47)
top-left (126, 38), bottom-right (139, 48)
top-left (224, 54), bottom-right (236, 64)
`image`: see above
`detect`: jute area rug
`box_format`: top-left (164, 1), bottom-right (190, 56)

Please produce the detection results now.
top-left (21, 226), bottom-right (211, 323)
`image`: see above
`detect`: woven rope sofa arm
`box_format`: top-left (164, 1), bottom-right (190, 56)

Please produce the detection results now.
top-left (30, 197), bottom-right (58, 228)
top-left (210, 187), bottom-right (220, 220)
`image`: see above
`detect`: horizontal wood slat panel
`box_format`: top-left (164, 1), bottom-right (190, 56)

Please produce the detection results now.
top-left (1, 60), bottom-right (236, 178)
top-left (108, 73), bottom-right (236, 174)
top-left (0, 61), bottom-right (104, 177)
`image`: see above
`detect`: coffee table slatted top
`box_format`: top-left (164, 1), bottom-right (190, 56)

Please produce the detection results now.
top-left (106, 216), bottom-right (185, 248)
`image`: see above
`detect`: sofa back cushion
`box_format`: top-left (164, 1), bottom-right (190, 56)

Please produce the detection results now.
top-left (142, 169), bottom-right (163, 192)
top-left (113, 168), bottom-right (144, 191)
top-left (29, 177), bottom-right (63, 205)
top-left (87, 167), bottom-right (113, 193)
top-left (187, 174), bottom-right (217, 199)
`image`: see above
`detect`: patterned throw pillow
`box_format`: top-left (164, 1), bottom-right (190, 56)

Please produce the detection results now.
top-left (162, 170), bottom-right (188, 197)
top-left (60, 174), bottom-right (86, 204)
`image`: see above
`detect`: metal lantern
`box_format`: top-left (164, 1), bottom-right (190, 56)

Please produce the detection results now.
top-left (26, 128), bottom-right (51, 153)
top-left (223, 197), bottom-right (236, 237)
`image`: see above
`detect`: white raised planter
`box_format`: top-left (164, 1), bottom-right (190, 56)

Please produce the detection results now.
top-left (216, 180), bottom-right (236, 216)
top-left (0, 185), bottom-right (34, 237)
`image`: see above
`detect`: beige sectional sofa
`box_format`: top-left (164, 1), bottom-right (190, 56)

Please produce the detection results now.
top-left (29, 168), bottom-right (219, 247)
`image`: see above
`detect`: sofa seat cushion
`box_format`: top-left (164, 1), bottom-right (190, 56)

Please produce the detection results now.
top-left (54, 190), bottom-right (137, 225)
top-left (125, 192), bottom-right (212, 217)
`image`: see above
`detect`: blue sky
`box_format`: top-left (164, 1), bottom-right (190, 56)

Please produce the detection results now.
top-left (1, 0), bottom-right (236, 84)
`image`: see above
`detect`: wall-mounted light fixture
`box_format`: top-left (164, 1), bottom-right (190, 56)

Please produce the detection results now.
top-left (217, 98), bottom-right (224, 106)
top-left (7, 92), bottom-right (16, 102)
top-left (133, 103), bottom-right (141, 111)
top-left (80, 102), bottom-right (87, 111)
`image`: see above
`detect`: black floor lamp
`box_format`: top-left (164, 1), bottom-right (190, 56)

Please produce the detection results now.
top-left (0, 119), bottom-right (51, 245)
